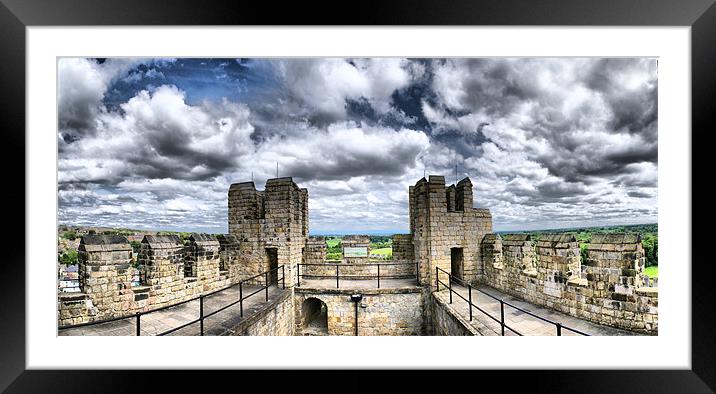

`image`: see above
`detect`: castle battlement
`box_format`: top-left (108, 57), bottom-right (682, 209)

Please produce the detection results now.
top-left (408, 175), bottom-right (493, 287)
top-left (228, 177), bottom-right (308, 290)
top-left (59, 174), bottom-right (657, 336)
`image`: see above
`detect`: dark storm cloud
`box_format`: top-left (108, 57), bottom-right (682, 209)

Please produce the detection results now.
top-left (538, 139), bottom-right (657, 183)
top-left (536, 179), bottom-right (588, 199)
top-left (627, 191), bottom-right (654, 198)
top-left (584, 59), bottom-right (658, 136)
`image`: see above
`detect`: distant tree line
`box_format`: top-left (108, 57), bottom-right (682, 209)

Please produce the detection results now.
top-left (505, 223), bottom-right (658, 267)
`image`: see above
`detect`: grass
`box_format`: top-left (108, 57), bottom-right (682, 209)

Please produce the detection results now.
top-left (370, 247), bottom-right (392, 256)
top-left (644, 265), bottom-right (658, 278)
top-left (326, 238), bottom-right (341, 248)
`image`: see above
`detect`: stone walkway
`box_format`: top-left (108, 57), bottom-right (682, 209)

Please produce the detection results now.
top-left (437, 283), bottom-right (639, 336)
top-left (58, 284), bottom-right (286, 336)
top-left (297, 277), bottom-right (419, 290)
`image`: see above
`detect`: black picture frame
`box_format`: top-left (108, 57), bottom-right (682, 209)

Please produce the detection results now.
top-left (1, 0), bottom-right (713, 392)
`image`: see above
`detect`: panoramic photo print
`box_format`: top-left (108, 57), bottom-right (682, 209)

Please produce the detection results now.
top-left (57, 57), bottom-right (658, 336)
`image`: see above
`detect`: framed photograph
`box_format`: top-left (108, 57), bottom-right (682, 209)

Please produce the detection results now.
top-left (2, 0), bottom-right (713, 391)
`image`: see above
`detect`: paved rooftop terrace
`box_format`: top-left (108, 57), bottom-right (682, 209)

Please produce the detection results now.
top-left (59, 279), bottom-right (641, 336)
top-left (436, 283), bottom-right (639, 336)
top-left (59, 284), bottom-right (286, 336)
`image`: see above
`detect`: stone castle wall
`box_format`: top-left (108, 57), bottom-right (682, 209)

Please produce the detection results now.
top-left (429, 290), bottom-right (496, 336)
top-left (392, 234), bottom-right (414, 260)
top-left (59, 173), bottom-right (656, 336)
top-left (228, 177), bottom-right (308, 289)
top-left (410, 176), bottom-right (493, 288)
top-left (215, 234), bottom-right (263, 286)
top-left (341, 235), bottom-right (371, 264)
top-left (224, 289), bottom-right (295, 336)
top-left (481, 232), bottom-right (658, 334)
top-left (304, 236), bottom-right (327, 265)
top-left (59, 233), bottom-right (240, 327)
top-left (73, 235), bottom-right (134, 320)
top-left (294, 287), bottom-right (425, 336)
top-left (299, 259), bottom-right (417, 281)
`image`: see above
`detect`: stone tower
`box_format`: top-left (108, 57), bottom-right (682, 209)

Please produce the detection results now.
top-left (228, 177), bottom-right (308, 288)
top-left (409, 175), bottom-right (493, 288)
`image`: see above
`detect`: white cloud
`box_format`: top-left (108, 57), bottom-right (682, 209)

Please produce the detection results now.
top-left (278, 58), bottom-right (412, 121)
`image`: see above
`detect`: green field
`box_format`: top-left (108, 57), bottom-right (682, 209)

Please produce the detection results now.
top-left (370, 247), bottom-right (393, 258)
top-left (326, 237), bottom-right (341, 248)
top-left (644, 266), bottom-right (658, 278)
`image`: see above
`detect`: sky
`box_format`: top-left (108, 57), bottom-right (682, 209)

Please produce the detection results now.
top-left (57, 58), bottom-right (658, 234)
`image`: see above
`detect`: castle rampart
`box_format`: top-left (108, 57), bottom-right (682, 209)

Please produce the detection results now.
top-left (480, 232), bottom-right (657, 333)
top-left (392, 234), bottom-right (414, 260)
top-left (59, 174), bottom-right (657, 336)
top-left (59, 233), bottom-right (241, 327)
top-left (304, 236), bottom-right (327, 265)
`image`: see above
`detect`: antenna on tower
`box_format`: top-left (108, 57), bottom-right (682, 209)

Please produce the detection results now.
top-left (276, 162), bottom-right (279, 178)
top-left (251, 171), bottom-right (254, 182)
top-left (455, 164), bottom-right (458, 185)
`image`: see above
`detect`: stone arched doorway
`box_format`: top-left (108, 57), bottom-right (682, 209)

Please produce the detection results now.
top-left (301, 298), bottom-right (328, 335)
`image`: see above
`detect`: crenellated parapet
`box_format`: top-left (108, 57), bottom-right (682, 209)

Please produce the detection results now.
top-left (409, 175), bottom-right (493, 288)
top-left (60, 232), bottom-right (251, 327)
top-left (392, 234), bottom-right (414, 261)
top-left (74, 234), bottom-right (134, 320)
top-left (228, 177), bottom-right (308, 288)
top-left (304, 236), bottom-right (327, 264)
top-left (479, 231), bottom-right (658, 334)
top-left (185, 234), bottom-right (221, 291)
top-left (138, 234), bottom-right (186, 306)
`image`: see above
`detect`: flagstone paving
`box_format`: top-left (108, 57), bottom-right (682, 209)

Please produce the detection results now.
top-left (436, 283), bottom-right (640, 336)
top-left (58, 284), bottom-right (286, 336)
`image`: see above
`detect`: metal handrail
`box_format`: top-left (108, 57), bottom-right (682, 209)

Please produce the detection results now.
top-left (297, 261), bottom-right (420, 288)
top-left (435, 266), bottom-right (588, 336)
top-left (58, 265), bottom-right (286, 336)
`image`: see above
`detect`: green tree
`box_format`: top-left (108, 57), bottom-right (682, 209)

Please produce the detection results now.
top-left (579, 243), bottom-right (588, 264)
top-left (130, 240), bottom-right (142, 254)
top-left (61, 231), bottom-right (78, 240)
top-left (59, 249), bottom-right (78, 265)
top-left (642, 235), bottom-right (658, 267)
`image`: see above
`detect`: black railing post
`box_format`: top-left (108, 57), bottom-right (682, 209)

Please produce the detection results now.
top-left (557, 323), bottom-right (562, 336)
top-left (297, 264), bottom-right (301, 286)
top-left (265, 271), bottom-right (269, 301)
top-left (336, 265), bottom-right (339, 289)
top-left (282, 265), bottom-right (285, 289)
top-left (468, 284), bottom-right (472, 321)
top-left (435, 266), bottom-right (439, 289)
top-left (200, 295), bottom-right (204, 336)
top-left (416, 261), bottom-right (419, 285)
top-left (377, 264), bottom-right (380, 288)
top-left (136, 313), bottom-right (141, 336)
top-left (500, 299), bottom-right (505, 336)
top-left (448, 274), bottom-right (452, 304)
top-left (239, 282), bottom-right (243, 317)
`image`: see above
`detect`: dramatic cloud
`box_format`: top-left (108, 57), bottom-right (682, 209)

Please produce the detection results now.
top-left (59, 84), bottom-right (255, 184)
top-left (58, 58), bottom-right (658, 233)
top-left (254, 122), bottom-right (430, 181)
top-left (277, 58), bottom-right (413, 125)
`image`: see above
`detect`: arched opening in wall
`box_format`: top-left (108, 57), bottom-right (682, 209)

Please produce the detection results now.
top-left (302, 298), bottom-right (328, 335)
